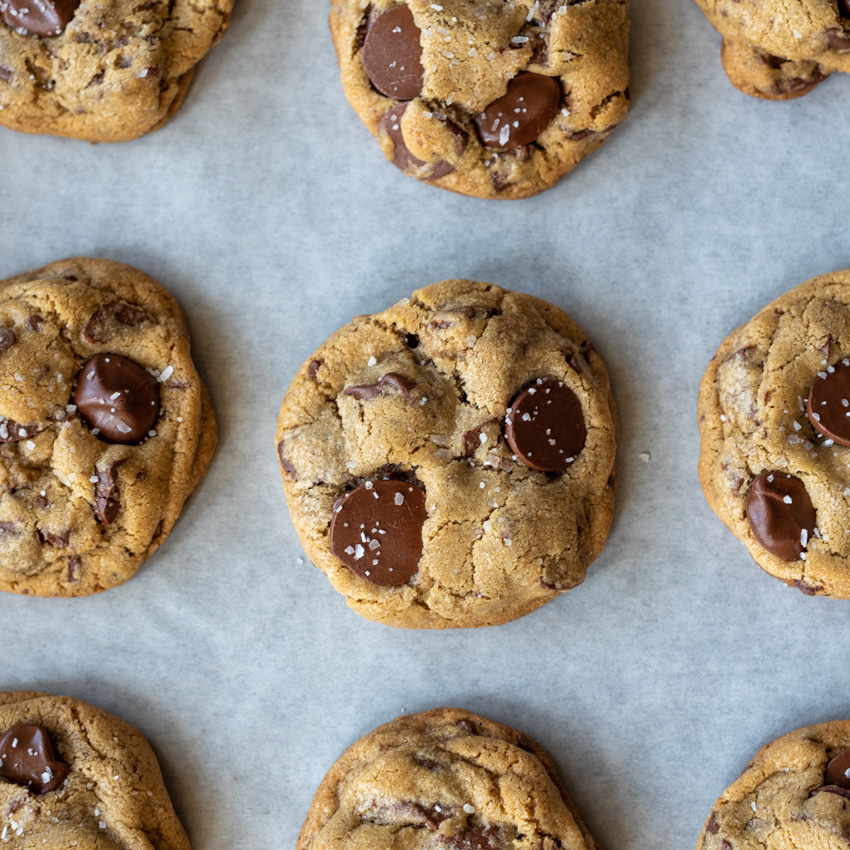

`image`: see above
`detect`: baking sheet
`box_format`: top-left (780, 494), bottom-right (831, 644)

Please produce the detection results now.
top-left (3, 0), bottom-right (850, 847)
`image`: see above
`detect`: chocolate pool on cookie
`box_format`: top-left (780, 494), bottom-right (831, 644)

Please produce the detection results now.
top-left (329, 0), bottom-right (630, 200)
top-left (276, 279), bottom-right (618, 629)
top-left (0, 0), bottom-right (235, 142)
top-left (698, 269), bottom-right (850, 597)
top-left (0, 258), bottom-right (217, 597)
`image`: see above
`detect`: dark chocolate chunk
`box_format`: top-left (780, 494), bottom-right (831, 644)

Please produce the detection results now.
top-left (505, 378), bottom-right (586, 472)
top-left (362, 5), bottom-right (424, 99)
top-left (475, 73), bottom-right (561, 149)
top-left (277, 441), bottom-right (297, 480)
top-left (36, 528), bottom-right (69, 548)
top-left (0, 66), bottom-right (13, 83)
top-left (0, 725), bottom-right (67, 794)
top-left (0, 418), bottom-right (41, 443)
top-left (825, 749), bottom-right (850, 788)
top-left (745, 472), bottom-right (816, 561)
top-left (808, 360), bottom-right (850, 445)
top-left (0, 328), bottom-right (16, 353)
top-left (82, 302), bottom-right (148, 345)
top-left (1, 0), bottom-right (80, 37)
top-left (828, 29), bottom-right (850, 49)
top-left (463, 421), bottom-right (496, 456)
top-left (308, 359), bottom-right (322, 380)
top-left (330, 479), bottom-right (426, 586)
top-left (25, 315), bottom-right (43, 331)
top-left (811, 785), bottom-right (850, 800)
top-left (73, 354), bottom-right (160, 444)
top-left (94, 462), bottom-right (121, 525)
top-left (840, 0), bottom-right (850, 18)
top-left (344, 371), bottom-right (416, 400)
top-left (379, 104), bottom-right (461, 179)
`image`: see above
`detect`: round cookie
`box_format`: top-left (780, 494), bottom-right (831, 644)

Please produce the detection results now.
top-left (0, 257), bottom-right (217, 597)
top-left (697, 270), bottom-right (850, 597)
top-left (692, 0), bottom-right (850, 99)
top-left (329, 0), bottom-right (630, 200)
top-left (298, 708), bottom-right (600, 850)
top-left (0, 0), bottom-right (234, 142)
top-left (276, 279), bottom-right (618, 629)
top-left (0, 690), bottom-right (189, 850)
top-left (697, 720), bottom-right (850, 850)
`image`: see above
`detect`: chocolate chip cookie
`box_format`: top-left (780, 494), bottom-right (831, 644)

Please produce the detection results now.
top-left (298, 708), bottom-right (599, 850)
top-left (329, 0), bottom-right (629, 199)
top-left (0, 690), bottom-right (190, 850)
top-left (692, 0), bottom-right (850, 99)
top-left (697, 720), bottom-right (850, 850)
top-left (0, 257), bottom-right (216, 597)
top-left (0, 0), bottom-right (234, 142)
top-left (697, 270), bottom-right (850, 597)
top-left (276, 279), bottom-right (618, 628)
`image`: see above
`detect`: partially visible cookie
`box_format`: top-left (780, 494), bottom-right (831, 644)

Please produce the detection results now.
top-left (692, 0), bottom-right (850, 99)
top-left (329, 0), bottom-right (629, 199)
top-left (298, 707), bottom-right (599, 850)
top-left (277, 279), bottom-right (618, 629)
top-left (0, 257), bottom-right (216, 597)
top-left (697, 720), bottom-right (850, 850)
top-left (698, 270), bottom-right (850, 597)
top-left (0, 0), bottom-right (234, 142)
top-left (0, 690), bottom-right (190, 850)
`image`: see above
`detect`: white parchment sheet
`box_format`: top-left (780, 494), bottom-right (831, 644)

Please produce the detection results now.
top-left (3, 0), bottom-right (850, 847)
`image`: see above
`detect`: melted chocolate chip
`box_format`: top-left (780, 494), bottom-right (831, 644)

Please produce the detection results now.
top-left (0, 418), bottom-right (41, 443)
top-left (0, 328), bottom-right (16, 353)
top-left (94, 462), bottom-right (121, 525)
top-left (308, 359), bottom-right (322, 380)
top-left (344, 372), bottom-right (416, 400)
top-left (811, 785), bottom-right (850, 800)
top-left (379, 104), bottom-right (461, 179)
top-left (745, 472), bottom-right (816, 561)
top-left (277, 441), bottom-right (297, 480)
top-left (825, 749), bottom-right (850, 788)
top-left (506, 379), bottom-right (586, 472)
top-left (25, 315), bottom-right (43, 332)
top-left (1, 0), bottom-right (80, 36)
top-left (73, 354), bottom-right (160, 444)
top-left (36, 528), bottom-right (69, 548)
top-left (0, 726), bottom-right (67, 794)
top-left (82, 302), bottom-right (148, 345)
top-left (330, 479), bottom-right (426, 586)
top-left (475, 73), bottom-right (561, 149)
top-left (463, 420), bottom-right (497, 456)
top-left (808, 360), bottom-right (850, 445)
top-left (362, 5), bottom-right (424, 99)
top-left (828, 29), bottom-right (850, 49)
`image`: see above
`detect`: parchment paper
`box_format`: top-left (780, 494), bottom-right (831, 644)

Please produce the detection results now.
top-left (2, 0), bottom-right (850, 847)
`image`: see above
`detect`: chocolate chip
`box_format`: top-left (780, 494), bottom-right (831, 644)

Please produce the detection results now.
top-left (379, 104), bottom-right (460, 179)
top-left (308, 359), bottom-right (321, 380)
top-left (840, 0), bottom-right (850, 18)
top-left (448, 827), bottom-right (500, 850)
top-left (1, 0), bottom-right (80, 36)
top-left (362, 5), bottom-right (424, 100)
top-left (73, 354), bottom-right (160, 444)
top-left (825, 749), bottom-right (850, 788)
top-left (793, 579), bottom-right (822, 596)
top-left (0, 418), bottom-right (41, 443)
top-left (457, 719), bottom-right (476, 734)
top-left (25, 315), bottom-right (43, 331)
top-left (82, 302), bottom-right (148, 345)
top-left (463, 420), bottom-right (496, 456)
top-left (344, 372), bottom-right (416, 400)
top-left (811, 785), bottom-right (850, 800)
top-left (0, 66), bottom-right (13, 83)
top-left (330, 479), bottom-right (426, 586)
top-left (412, 754), bottom-right (441, 770)
top-left (475, 73), bottom-right (561, 149)
top-left (94, 462), bottom-right (121, 525)
top-left (706, 812), bottom-right (720, 835)
top-left (354, 4), bottom-right (373, 51)
top-left (506, 378), bottom-right (586, 472)
top-left (404, 333), bottom-right (419, 348)
top-left (568, 128), bottom-right (597, 141)
top-left (808, 360), bottom-right (850, 445)
top-left (0, 726), bottom-right (67, 794)
top-left (277, 441), bottom-right (297, 480)
top-left (67, 556), bottom-right (81, 582)
top-left (828, 29), bottom-right (850, 49)
top-left (36, 528), bottom-right (69, 547)
top-left (0, 522), bottom-right (19, 536)
top-left (0, 328), bottom-right (16, 353)
top-left (745, 472), bottom-right (816, 561)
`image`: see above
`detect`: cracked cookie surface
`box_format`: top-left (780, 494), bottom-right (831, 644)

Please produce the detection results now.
top-left (0, 690), bottom-right (190, 850)
top-left (697, 720), bottom-right (850, 850)
top-left (692, 0), bottom-right (850, 99)
top-left (0, 257), bottom-right (216, 597)
top-left (329, 0), bottom-right (629, 199)
top-left (298, 707), bottom-right (599, 850)
top-left (698, 270), bottom-right (850, 597)
top-left (0, 0), bottom-right (234, 142)
top-left (276, 279), bottom-right (618, 629)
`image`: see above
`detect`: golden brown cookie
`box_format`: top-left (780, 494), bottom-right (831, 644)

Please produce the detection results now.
top-left (0, 257), bottom-right (216, 597)
top-left (298, 708), bottom-right (599, 850)
top-left (0, 690), bottom-right (190, 850)
top-left (276, 279), bottom-right (618, 629)
top-left (329, 0), bottom-right (629, 199)
top-left (692, 0), bottom-right (850, 99)
top-left (697, 270), bottom-right (850, 597)
top-left (697, 720), bottom-right (850, 850)
top-left (0, 0), bottom-right (234, 142)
